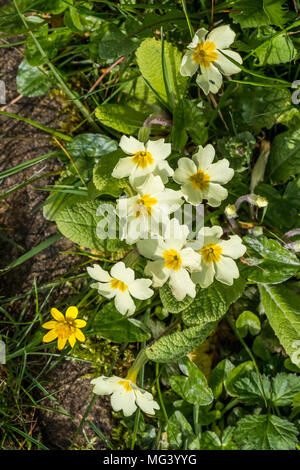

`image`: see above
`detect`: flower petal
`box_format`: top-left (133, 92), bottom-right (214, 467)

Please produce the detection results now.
top-left (207, 159), bottom-right (234, 184)
top-left (197, 225), bottom-right (223, 247)
top-left (75, 328), bottom-right (86, 342)
top-left (68, 334), bottom-right (76, 348)
top-left (180, 248), bottom-right (201, 270)
top-left (42, 321), bottom-right (57, 330)
top-left (91, 376), bottom-right (120, 395)
top-left (114, 290), bottom-right (136, 316)
top-left (128, 278), bottom-right (153, 300)
top-left (173, 157), bottom-right (197, 184)
top-left (215, 256), bottom-right (239, 285)
top-left (180, 50), bottom-right (199, 77)
top-left (192, 144), bottom-right (215, 170)
top-left (181, 182), bottom-right (203, 206)
top-left (112, 156), bottom-right (135, 179)
top-left (119, 135), bottom-right (144, 155)
top-left (215, 49), bottom-right (242, 75)
top-left (146, 138), bottom-right (171, 160)
top-left (144, 260), bottom-right (170, 288)
top-left (43, 329), bottom-right (58, 343)
top-left (192, 261), bottom-right (215, 288)
top-left (57, 337), bottom-right (67, 350)
top-left (169, 268), bottom-right (196, 301)
top-left (196, 64), bottom-right (223, 95)
top-left (205, 182), bottom-right (228, 207)
top-left (154, 160), bottom-right (174, 183)
top-left (207, 25), bottom-right (236, 49)
top-left (135, 389), bottom-right (160, 415)
top-left (219, 235), bottom-right (246, 259)
top-left (111, 262), bottom-right (135, 285)
top-left (50, 308), bottom-right (64, 322)
top-left (65, 306), bottom-right (78, 320)
top-left (111, 389), bottom-right (137, 416)
top-left (87, 264), bottom-right (111, 282)
top-left (74, 319), bottom-right (87, 328)
top-left (187, 28), bottom-right (208, 49)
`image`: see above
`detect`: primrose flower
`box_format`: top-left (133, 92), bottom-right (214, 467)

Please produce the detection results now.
top-left (173, 144), bottom-right (234, 207)
top-left (87, 262), bottom-right (153, 316)
top-left (42, 306), bottom-right (86, 350)
top-left (117, 174), bottom-right (183, 244)
top-left (180, 25), bottom-right (242, 95)
top-left (112, 135), bottom-right (173, 186)
top-left (91, 373), bottom-right (160, 417)
top-left (137, 219), bottom-right (200, 301)
top-left (190, 225), bottom-right (246, 288)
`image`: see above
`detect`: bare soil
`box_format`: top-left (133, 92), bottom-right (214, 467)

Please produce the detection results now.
top-left (0, 17), bottom-right (114, 449)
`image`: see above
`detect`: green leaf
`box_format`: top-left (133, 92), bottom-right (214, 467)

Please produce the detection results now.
top-left (95, 104), bottom-right (149, 135)
top-left (201, 427), bottom-right (238, 450)
top-left (92, 302), bottom-right (150, 343)
top-left (145, 321), bottom-right (217, 363)
top-left (98, 25), bottom-right (138, 59)
top-left (259, 284), bottom-right (300, 369)
top-left (64, 133), bottom-right (117, 181)
top-left (236, 311), bottom-right (261, 337)
top-left (230, 0), bottom-right (289, 28)
top-left (55, 196), bottom-right (125, 252)
top-left (268, 127), bottom-right (300, 184)
top-left (234, 86), bottom-right (291, 134)
top-left (35, 0), bottom-right (69, 14)
top-left (167, 411), bottom-right (199, 450)
top-left (135, 37), bottom-right (187, 104)
top-left (255, 33), bottom-right (296, 65)
top-left (230, 371), bottom-right (271, 405)
top-left (209, 359), bottom-right (235, 399)
top-left (234, 414), bottom-right (298, 450)
top-left (225, 361), bottom-right (256, 397)
top-left (271, 373), bottom-right (300, 406)
top-left (170, 358), bottom-right (214, 406)
top-left (159, 283), bottom-right (195, 314)
top-left (255, 183), bottom-right (300, 231)
top-left (243, 236), bottom-right (300, 283)
top-left (216, 131), bottom-right (255, 173)
top-left (172, 99), bottom-right (208, 150)
top-left (182, 277), bottom-right (246, 327)
top-left (0, 1), bottom-right (43, 34)
top-left (25, 26), bottom-right (72, 66)
top-left (93, 150), bottom-right (128, 197)
top-left (16, 59), bottom-right (52, 97)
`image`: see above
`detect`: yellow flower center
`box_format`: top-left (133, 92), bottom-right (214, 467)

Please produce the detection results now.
top-left (135, 194), bottom-right (158, 217)
top-left (55, 320), bottom-right (76, 339)
top-left (110, 278), bottom-right (128, 292)
top-left (118, 380), bottom-right (133, 392)
top-left (201, 243), bottom-right (222, 264)
top-left (163, 249), bottom-right (182, 271)
top-left (132, 150), bottom-right (154, 169)
top-left (193, 41), bottom-right (218, 67)
top-left (190, 170), bottom-right (210, 190)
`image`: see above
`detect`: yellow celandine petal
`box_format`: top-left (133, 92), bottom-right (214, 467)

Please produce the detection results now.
top-left (58, 337), bottom-right (67, 350)
top-left (50, 308), bottom-right (65, 322)
top-left (42, 320), bottom-right (58, 330)
top-left (43, 329), bottom-right (58, 343)
top-left (75, 328), bottom-right (85, 342)
top-left (74, 319), bottom-right (87, 328)
top-left (68, 334), bottom-right (76, 348)
top-left (65, 306), bottom-right (78, 320)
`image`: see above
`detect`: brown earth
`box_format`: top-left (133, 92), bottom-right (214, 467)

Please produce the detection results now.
top-left (0, 10), bottom-right (114, 449)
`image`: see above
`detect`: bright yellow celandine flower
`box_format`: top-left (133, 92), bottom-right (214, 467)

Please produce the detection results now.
top-left (42, 306), bottom-right (86, 350)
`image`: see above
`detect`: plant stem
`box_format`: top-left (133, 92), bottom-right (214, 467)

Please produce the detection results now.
top-left (226, 316), bottom-right (268, 408)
